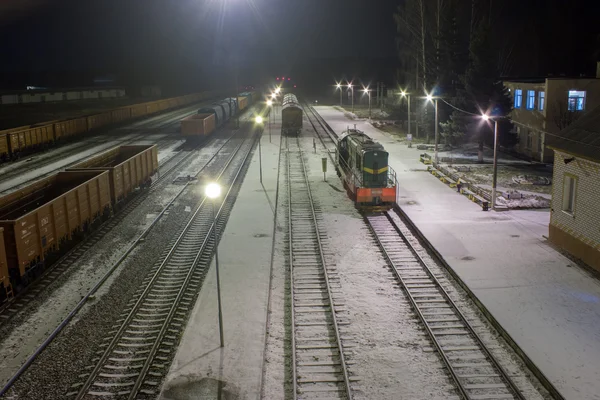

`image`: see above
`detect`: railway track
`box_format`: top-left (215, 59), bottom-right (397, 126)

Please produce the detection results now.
top-left (0, 132), bottom-right (237, 323)
top-left (286, 136), bottom-right (353, 400)
top-left (366, 210), bottom-right (526, 400)
top-left (67, 131), bottom-right (257, 399)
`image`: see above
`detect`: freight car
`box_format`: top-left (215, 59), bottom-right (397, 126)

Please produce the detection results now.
top-left (67, 145), bottom-right (158, 205)
top-left (281, 93), bottom-right (303, 135)
top-left (181, 114), bottom-right (216, 137)
top-left (0, 91), bottom-right (222, 162)
top-left (0, 144), bottom-right (159, 301)
top-left (336, 128), bottom-right (397, 211)
top-left (0, 170), bottom-right (112, 297)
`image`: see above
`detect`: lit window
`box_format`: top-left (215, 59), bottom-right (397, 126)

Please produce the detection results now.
top-left (538, 91), bottom-right (545, 111)
top-left (562, 174), bottom-right (577, 213)
top-left (514, 89), bottom-right (522, 108)
top-left (568, 90), bottom-right (586, 111)
top-left (526, 90), bottom-right (535, 110)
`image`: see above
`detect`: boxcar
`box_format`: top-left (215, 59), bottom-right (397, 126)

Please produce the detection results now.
top-left (237, 96), bottom-right (249, 111)
top-left (110, 107), bottom-right (132, 125)
top-left (181, 114), bottom-right (216, 137)
top-left (54, 117), bottom-right (87, 141)
top-left (87, 112), bottom-right (112, 131)
top-left (67, 145), bottom-right (158, 204)
top-left (282, 94), bottom-right (303, 135)
top-left (0, 227), bottom-right (9, 299)
top-left (198, 105), bottom-right (226, 128)
top-left (0, 170), bottom-right (112, 283)
top-left (0, 134), bottom-right (9, 161)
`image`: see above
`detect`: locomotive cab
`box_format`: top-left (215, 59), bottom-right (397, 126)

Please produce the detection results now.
top-left (336, 129), bottom-right (397, 211)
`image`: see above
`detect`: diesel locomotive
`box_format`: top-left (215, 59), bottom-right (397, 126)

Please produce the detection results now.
top-left (336, 127), bottom-right (397, 211)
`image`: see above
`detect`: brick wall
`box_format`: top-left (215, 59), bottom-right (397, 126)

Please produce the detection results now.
top-left (550, 150), bottom-right (600, 270)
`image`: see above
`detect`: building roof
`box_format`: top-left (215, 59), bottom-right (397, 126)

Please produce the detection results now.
top-left (502, 76), bottom-right (599, 84)
top-left (549, 104), bottom-right (600, 162)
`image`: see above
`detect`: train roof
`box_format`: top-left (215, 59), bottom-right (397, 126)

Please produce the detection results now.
top-left (339, 129), bottom-right (385, 151)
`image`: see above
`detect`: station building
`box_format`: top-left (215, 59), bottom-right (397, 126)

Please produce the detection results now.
top-left (503, 64), bottom-right (600, 163)
top-left (548, 105), bottom-right (600, 272)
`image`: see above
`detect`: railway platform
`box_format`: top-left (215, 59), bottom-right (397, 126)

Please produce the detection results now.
top-left (159, 115), bottom-right (282, 399)
top-left (314, 106), bottom-right (600, 400)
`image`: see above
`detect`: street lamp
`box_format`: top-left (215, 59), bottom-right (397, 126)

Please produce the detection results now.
top-left (347, 83), bottom-right (354, 113)
top-left (255, 116), bottom-right (264, 183)
top-left (266, 100), bottom-right (273, 142)
top-left (204, 183), bottom-right (224, 348)
top-left (425, 93), bottom-right (440, 164)
top-left (482, 113), bottom-right (499, 210)
top-left (335, 82), bottom-right (343, 107)
top-left (399, 91), bottom-right (411, 142)
top-left (363, 87), bottom-right (372, 119)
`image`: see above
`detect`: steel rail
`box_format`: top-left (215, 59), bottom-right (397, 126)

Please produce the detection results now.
top-left (0, 129), bottom-right (244, 398)
top-left (366, 210), bottom-right (526, 400)
top-left (287, 136), bottom-right (353, 400)
top-left (73, 134), bottom-right (251, 398)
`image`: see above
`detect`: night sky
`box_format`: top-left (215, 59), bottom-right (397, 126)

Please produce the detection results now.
top-left (0, 0), bottom-right (598, 93)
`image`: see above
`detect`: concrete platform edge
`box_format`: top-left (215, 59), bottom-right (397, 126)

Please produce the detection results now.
top-left (392, 202), bottom-right (566, 400)
top-left (258, 130), bottom-right (283, 399)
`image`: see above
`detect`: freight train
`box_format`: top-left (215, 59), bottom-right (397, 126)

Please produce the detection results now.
top-left (282, 93), bottom-right (303, 135)
top-left (0, 144), bottom-right (158, 302)
top-left (181, 91), bottom-right (258, 137)
top-left (0, 91), bottom-right (223, 162)
top-left (336, 127), bottom-right (397, 211)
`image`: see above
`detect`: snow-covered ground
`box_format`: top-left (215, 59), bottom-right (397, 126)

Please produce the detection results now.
top-left (0, 139), bottom-right (231, 388)
top-left (160, 119), bottom-right (280, 400)
top-left (315, 106), bottom-right (600, 400)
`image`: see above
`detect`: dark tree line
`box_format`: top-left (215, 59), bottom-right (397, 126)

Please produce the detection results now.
top-left (394, 0), bottom-right (600, 160)
top-left (394, 0), bottom-right (517, 160)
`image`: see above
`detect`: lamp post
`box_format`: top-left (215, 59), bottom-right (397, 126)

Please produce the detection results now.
top-left (204, 183), bottom-right (224, 348)
top-left (426, 94), bottom-right (439, 164)
top-left (347, 83), bottom-right (354, 113)
top-left (482, 114), bottom-right (499, 210)
top-left (335, 83), bottom-right (342, 107)
top-left (400, 91), bottom-right (411, 140)
top-left (363, 87), bottom-right (372, 119)
top-left (255, 116), bottom-right (264, 183)
top-left (266, 100), bottom-right (273, 142)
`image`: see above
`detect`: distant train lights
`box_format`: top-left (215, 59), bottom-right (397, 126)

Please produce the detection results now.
top-left (204, 182), bottom-right (224, 348)
top-left (255, 116), bottom-right (263, 124)
top-left (266, 100), bottom-right (273, 107)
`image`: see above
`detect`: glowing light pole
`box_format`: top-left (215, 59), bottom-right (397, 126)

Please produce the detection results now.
top-left (205, 183), bottom-right (224, 348)
top-left (266, 100), bottom-right (273, 142)
top-left (255, 116), bottom-right (264, 183)
top-left (363, 87), bottom-right (372, 119)
top-left (425, 94), bottom-right (439, 164)
top-left (335, 83), bottom-right (343, 107)
top-left (347, 83), bottom-right (354, 113)
top-left (482, 113), bottom-right (499, 210)
top-left (400, 91), bottom-right (411, 140)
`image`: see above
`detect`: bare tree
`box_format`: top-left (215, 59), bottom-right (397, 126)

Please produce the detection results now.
top-left (553, 100), bottom-right (581, 130)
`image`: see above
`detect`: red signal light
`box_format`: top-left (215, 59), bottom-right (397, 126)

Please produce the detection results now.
top-left (288, 78), bottom-right (291, 81)
top-left (276, 77), bottom-right (279, 80)
top-left (294, 85), bottom-right (297, 88)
